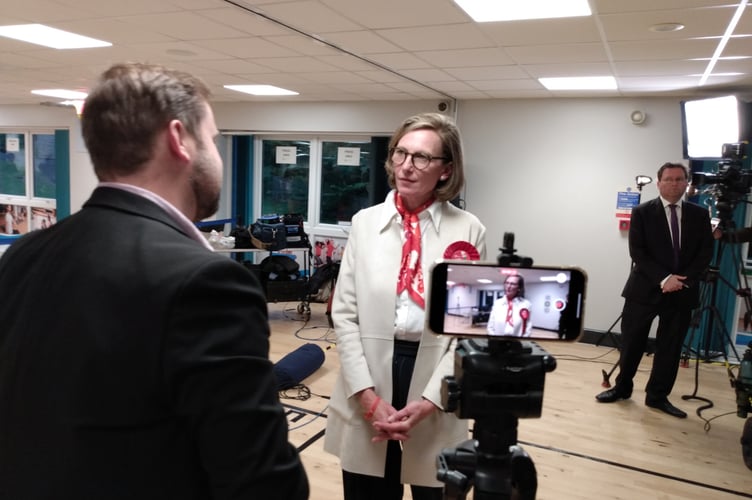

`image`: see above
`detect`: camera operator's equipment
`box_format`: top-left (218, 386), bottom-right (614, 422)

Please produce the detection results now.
top-left (635, 175), bottom-right (653, 190)
top-left (735, 342), bottom-right (752, 417)
top-left (681, 266), bottom-right (744, 414)
top-left (690, 141), bottom-right (751, 228)
top-left (595, 174), bottom-right (655, 385)
top-left (736, 343), bottom-right (752, 470)
top-left (683, 142), bottom-right (752, 363)
top-left (596, 312), bottom-right (623, 388)
top-left (434, 240), bottom-right (570, 499)
top-left (437, 339), bottom-right (556, 500)
top-left (683, 141), bottom-right (752, 469)
top-left (497, 232), bottom-right (533, 268)
top-left (681, 250), bottom-right (747, 416)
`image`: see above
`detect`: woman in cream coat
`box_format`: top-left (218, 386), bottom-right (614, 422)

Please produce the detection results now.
top-left (324, 113), bottom-right (486, 500)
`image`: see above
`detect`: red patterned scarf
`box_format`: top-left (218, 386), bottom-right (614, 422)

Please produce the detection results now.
top-left (395, 193), bottom-right (435, 308)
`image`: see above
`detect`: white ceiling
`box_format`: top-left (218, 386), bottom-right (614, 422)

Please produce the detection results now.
top-left (1, 0), bottom-right (751, 106)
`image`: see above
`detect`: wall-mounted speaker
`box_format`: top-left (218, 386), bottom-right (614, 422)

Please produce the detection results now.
top-left (630, 109), bottom-right (647, 125)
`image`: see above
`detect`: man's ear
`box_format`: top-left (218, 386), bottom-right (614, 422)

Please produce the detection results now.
top-left (167, 119), bottom-right (191, 163)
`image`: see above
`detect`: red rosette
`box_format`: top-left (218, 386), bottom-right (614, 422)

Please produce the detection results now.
top-left (519, 308), bottom-right (530, 320)
top-left (443, 241), bottom-right (480, 261)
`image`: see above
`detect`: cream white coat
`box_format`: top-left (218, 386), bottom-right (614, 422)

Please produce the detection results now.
top-left (324, 190), bottom-right (487, 486)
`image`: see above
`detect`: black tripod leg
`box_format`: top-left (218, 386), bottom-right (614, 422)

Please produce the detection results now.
top-left (595, 314), bottom-right (622, 348)
top-left (597, 314), bottom-right (622, 387)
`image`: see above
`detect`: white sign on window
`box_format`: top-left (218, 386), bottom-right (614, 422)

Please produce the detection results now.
top-left (276, 146), bottom-right (297, 164)
top-left (6, 137), bottom-right (20, 153)
top-left (337, 147), bottom-right (361, 166)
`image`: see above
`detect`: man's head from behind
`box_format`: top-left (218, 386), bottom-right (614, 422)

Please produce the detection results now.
top-left (81, 62), bottom-right (211, 181)
top-left (81, 63), bottom-right (222, 221)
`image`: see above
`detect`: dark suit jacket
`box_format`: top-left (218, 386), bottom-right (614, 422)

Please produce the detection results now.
top-left (0, 187), bottom-right (308, 500)
top-left (622, 197), bottom-right (713, 307)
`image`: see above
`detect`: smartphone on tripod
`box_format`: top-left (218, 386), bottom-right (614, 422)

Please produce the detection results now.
top-left (427, 260), bottom-right (587, 341)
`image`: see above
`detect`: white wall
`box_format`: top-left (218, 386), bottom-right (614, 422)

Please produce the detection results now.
top-left (458, 97), bottom-right (681, 332)
top-left (2, 96), bottom-right (689, 334)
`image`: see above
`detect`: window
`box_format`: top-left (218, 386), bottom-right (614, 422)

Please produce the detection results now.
top-left (255, 136), bottom-right (376, 227)
top-left (319, 140), bottom-right (371, 224)
top-left (32, 134), bottom-right (56, 199)
top-left (0, 133), bottom-right (27, 196)
top-left (0, 130), bottom-right (57, 238)
top-left (259, 139), bottom-right (310, 218)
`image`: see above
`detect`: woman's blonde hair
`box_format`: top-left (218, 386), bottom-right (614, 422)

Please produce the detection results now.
top-left (385, 112), bottom-right (465, 202)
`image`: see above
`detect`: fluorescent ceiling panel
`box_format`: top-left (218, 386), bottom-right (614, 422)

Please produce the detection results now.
top-left (0, 24), bottom-right (111, 49)
top-left (31, 89), bottom-right (88, 99)
top-left (539, 76), bottom-right (617, 90)
top-left (454, 0), bottom-right (591, 22)
top-left (224, 85), bottom-right (299, 96)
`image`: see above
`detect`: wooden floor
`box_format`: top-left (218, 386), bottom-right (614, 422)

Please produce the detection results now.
top-left (267, 301), bottom-right (752, 499)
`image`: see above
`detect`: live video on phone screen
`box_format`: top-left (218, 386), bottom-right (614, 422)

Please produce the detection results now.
top-left (433, 263), bottom-right (585, 341)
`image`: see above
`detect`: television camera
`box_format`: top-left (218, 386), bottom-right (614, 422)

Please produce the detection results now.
top-left (690, 142), bottom-right (751, 224)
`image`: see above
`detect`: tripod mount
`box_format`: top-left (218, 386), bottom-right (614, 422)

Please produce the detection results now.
top-left (437, 339), bottom-right (556, 499)
top-left (437, 234), bottom-right (553, 499)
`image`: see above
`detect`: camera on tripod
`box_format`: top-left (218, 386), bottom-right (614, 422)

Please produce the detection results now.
top-left (690, 142), bottom-right (751, 222)
top-left (425, 234), bottom-right (588, 499)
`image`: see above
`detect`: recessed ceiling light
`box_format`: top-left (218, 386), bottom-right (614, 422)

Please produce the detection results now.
top-left (649, 22), bottom-right (685, 33)
top-left (454, 0), bottom-right (591, 22)
top-left (31, 89), bottom-right (88, 99)
top-left (224, 85), bottom-right (299, 96)
top-left (539, 76), bottom-right (618, 90)
top-left (0, 24), bottom-right (111, 49)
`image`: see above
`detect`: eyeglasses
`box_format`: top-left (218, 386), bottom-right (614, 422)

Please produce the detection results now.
top-left (390, 147), bottom-right (449, 170)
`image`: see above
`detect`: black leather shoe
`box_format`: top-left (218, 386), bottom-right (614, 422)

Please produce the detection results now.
top-left (595, 388), bottom-right (631, 403)
top-left (645, 399), bottom-right (687, 418)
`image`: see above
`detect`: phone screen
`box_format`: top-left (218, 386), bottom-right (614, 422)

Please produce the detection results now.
top-left (427, 260), bottom-right (587, 341)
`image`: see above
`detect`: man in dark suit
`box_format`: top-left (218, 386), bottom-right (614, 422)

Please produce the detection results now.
top-left (0, 63), bottom-right (309, 499)
top-left (596, 162), bottom-right (713, 418)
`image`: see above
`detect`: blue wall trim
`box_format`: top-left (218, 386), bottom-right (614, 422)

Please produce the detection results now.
top-left (55, 129), bottom-right (71, 219)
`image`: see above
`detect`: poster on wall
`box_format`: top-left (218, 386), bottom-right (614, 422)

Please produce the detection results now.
top-left (0, 203), bottom-right (58, 256)
top-left (1, 203), bottom-right (28, 235)
top-left (30, 207), bottom-right (57, 230)
top-left (313, 236), bottom-right (346, 269)
top-left (0, 203), bottom-right (27, 256)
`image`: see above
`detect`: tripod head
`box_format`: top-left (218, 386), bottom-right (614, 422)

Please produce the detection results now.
top-left (438, 339), bottom-right (556, 499)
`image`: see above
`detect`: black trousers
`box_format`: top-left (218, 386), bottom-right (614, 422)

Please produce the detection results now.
top-left (342, 340), bottom-right (443, 500)
top-left (615, 297), bottom-right (692, 400)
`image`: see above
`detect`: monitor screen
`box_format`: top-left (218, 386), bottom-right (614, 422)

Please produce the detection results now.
top-left (681, 95), bottom-right (740, 159)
